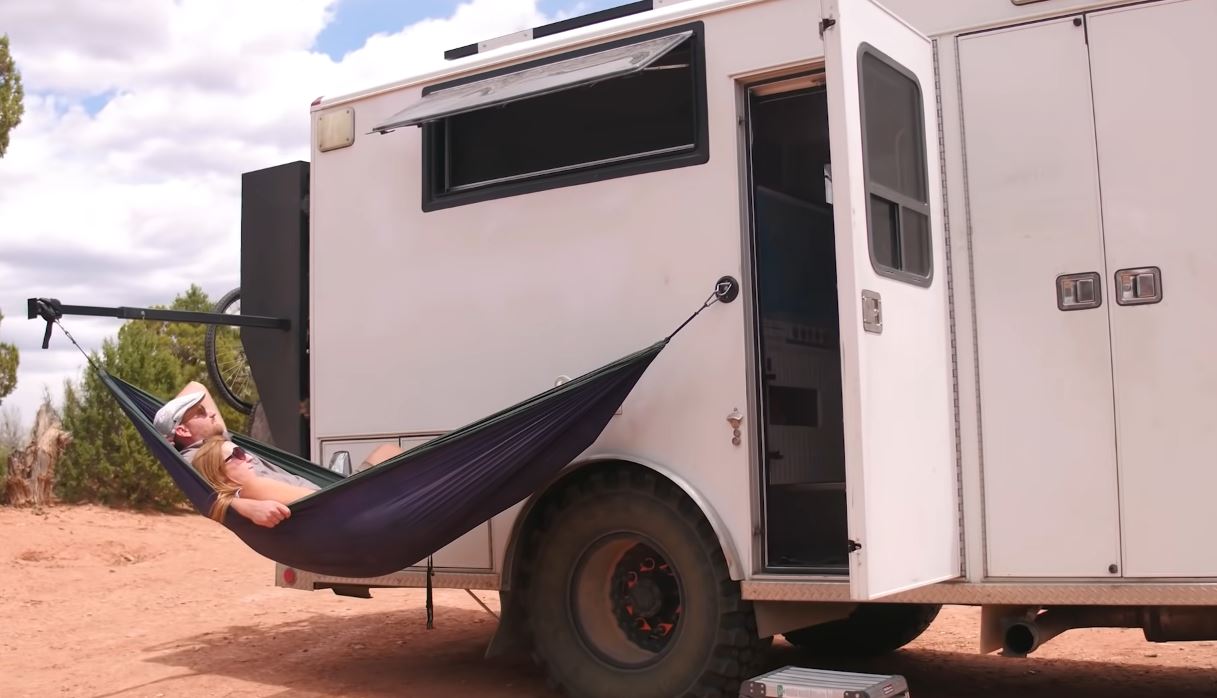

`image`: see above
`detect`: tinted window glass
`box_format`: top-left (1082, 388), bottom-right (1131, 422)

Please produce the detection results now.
top-left (862, 53), bottom-right (927, 201)
top-left (424, 28), bottom-right (707, 210)
top-left (860, 48), bottom-right (932, 284)
top-left (445, 42), bottom-right (695, 189)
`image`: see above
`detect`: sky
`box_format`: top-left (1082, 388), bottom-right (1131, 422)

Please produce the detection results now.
top-left (0, 0), bottom-right (625, 430)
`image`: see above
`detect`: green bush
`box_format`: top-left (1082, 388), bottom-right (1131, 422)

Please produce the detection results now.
top-left (57, 286), bottom-right (246, 509)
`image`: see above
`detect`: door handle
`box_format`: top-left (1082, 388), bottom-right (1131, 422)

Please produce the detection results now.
top-left (861, 290), bottom-right (882, 334)
top-left (1057, 272), bottom-right (1101, 311)
top-left (1115, 267), bottom-right (1162, 306)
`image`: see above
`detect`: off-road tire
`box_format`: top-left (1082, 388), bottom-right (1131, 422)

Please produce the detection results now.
top-left (783, 603), bottom-right (941, 656)
top-left (523, 467), bottom-right (768, 698)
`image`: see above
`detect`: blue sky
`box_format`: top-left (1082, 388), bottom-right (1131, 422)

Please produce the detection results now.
top-left (315, 0), bottom-right (627, 59)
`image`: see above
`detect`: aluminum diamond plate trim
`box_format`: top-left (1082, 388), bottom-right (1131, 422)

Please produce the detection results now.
top-left (742, 580), bottom-right (1217, 606)
top-left (276, 564), bottom-right (500, 591)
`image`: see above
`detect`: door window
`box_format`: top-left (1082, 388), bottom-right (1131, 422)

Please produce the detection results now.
top-left (859, 46), bottom-right (932, 285)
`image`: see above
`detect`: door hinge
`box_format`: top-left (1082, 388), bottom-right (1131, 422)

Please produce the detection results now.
top-left (847, 539), bottom-right (862, 553)
top-left (819, 17), bottom-right (836, 38)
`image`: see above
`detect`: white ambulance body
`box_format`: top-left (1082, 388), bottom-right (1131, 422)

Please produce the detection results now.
top-left (279, 0), bottom-right (1217, 693)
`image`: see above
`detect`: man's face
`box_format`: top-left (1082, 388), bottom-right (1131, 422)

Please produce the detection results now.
top-left (176, 402), bottom-right (221, 444)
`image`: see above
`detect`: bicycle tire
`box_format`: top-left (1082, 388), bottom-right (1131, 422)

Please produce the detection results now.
top-left (204, 287), bottom-right (257, 415)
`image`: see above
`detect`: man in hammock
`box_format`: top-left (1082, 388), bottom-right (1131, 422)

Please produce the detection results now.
top-left (153, 382), bottom-right (401, 528)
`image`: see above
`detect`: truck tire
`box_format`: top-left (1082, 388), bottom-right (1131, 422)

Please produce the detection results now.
top-left (524, 467), bottom-right (768, 698)
top-left (782, 603), bottom-right (941, 656)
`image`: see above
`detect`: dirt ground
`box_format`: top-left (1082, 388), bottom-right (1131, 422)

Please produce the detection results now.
top-left (2, 506), bottom-right (1216, 698)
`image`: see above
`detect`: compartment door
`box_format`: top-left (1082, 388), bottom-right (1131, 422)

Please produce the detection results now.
top-left (821, 0), bottom-right (957, 599)
top-left (1087, 0), bottom-right (1217, 577)
top-left (959, 17), bottom-right (1120, 578)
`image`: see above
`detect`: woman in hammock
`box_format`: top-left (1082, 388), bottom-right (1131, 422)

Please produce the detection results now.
top-left (192, 436), bottom-right (319, 523)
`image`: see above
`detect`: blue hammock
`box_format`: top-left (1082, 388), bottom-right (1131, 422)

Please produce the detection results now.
top-left (102, 341), bottom-right (666, 578)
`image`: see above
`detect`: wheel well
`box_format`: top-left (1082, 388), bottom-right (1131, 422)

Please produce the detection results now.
top-left (512, 461), bottom-right (768, 697)
top-left (500, 459), bottom-right (742, 593)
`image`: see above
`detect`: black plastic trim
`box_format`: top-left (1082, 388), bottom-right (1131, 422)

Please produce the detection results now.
top-left (533, 1), bottom-right (654, 39)
top-left (422, 22), bottom-right (709, 212)
top-left (443, 43), bottom-right (479, 61)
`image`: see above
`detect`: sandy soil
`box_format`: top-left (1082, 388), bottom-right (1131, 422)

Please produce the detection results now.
top-left (2, 505), bottom-right (1216, 698)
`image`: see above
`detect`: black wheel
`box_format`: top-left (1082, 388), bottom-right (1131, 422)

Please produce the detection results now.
top-left (524, 467), bottom-right (768, 698)
top-left (783, 603), bottom-right (941, 657)
top-left (204, 288), bottom-right (257, 415)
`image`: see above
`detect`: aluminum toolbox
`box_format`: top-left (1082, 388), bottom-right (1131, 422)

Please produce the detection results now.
top-left (741, 666), bottom-right (910, 698)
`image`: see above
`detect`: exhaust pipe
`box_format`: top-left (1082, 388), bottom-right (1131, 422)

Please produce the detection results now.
top-left (1001, 607), bottom-right (1140, 657)
top-left (1000, 620), bottom-right (1040, 658)
top-left (999, 606), bottom-right (1217, 658)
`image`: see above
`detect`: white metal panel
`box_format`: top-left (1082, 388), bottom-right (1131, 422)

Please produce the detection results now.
top-left (879, 0), bottom-right (1141, 37)
top-left (822, 0), bottom-right (956, 599)
top-left (958, 17), bottom-right (1121, 577)
top-left (310, 0), bottom-right (821, 584)
top-left (1087, 0), bottom-right (1217, 577)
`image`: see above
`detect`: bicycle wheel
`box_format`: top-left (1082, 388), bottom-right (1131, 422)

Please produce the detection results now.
top-left (204, 288), bottom-right (257, 415)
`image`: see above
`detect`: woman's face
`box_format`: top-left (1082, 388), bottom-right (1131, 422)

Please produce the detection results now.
top-left (221, 442), bottom-right (255, 485)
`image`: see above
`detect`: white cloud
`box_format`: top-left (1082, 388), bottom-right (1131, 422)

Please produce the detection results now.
top-left (0, 0), bottom-right (563, 427)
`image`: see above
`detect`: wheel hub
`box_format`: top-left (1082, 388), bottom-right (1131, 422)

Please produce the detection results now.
top-left (627, 577), bottom-right (663, 617)
top-left (611, 543), bottom-right (682, 653)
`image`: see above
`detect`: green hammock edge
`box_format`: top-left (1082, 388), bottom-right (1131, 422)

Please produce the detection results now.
top-left (112, 339), bottom-right (668, 506)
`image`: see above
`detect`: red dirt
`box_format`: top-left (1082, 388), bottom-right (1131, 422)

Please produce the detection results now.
top-left (2, 505), bottom-right (1215, 697)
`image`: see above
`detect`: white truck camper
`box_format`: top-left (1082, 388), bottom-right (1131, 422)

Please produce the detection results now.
top-left (261, 0), bottom-right (1217, 695)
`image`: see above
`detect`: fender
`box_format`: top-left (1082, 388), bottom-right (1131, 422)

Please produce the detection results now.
top-left (499, 453), bottom-right (746, 585)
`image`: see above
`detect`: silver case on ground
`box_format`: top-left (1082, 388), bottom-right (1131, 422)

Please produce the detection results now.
top-left (741, 666), bottom-right (910, 698)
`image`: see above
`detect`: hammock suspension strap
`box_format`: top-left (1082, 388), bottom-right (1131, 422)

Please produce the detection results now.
top-left (426, 556), bottom-right (435, 630)
top-left (666, 276), bottom-right (739, 343)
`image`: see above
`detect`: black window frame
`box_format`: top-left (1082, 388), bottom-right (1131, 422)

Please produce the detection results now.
top-left (856, 43), bottom-right (934, 287)
top-left (421, 22), bottom-right (709, 212)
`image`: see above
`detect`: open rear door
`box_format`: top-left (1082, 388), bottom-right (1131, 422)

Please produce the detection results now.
top-left (821, 0), bottom-right (957, 599)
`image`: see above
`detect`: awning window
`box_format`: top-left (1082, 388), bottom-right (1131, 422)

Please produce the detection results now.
top-left (372, 30), bottom-right (693, 132)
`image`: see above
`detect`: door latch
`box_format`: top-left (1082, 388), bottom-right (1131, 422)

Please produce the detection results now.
top-left (1115, 267), bottom-right (1162, 305)
top-left (1056, 272), bottom-right (1102, 311)
top-left (861, 290), bottom-right (882, 334)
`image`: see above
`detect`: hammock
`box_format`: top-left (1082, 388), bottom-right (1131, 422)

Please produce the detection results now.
top-left (102, 341), bottom-right (666, 578)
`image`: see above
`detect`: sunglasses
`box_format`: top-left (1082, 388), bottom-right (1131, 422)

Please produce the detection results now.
top-left (224, 446), bottom-right (248, 463)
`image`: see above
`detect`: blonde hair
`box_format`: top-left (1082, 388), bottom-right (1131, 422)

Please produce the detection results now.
top-left (193, 436), bottom-right (242, 523)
